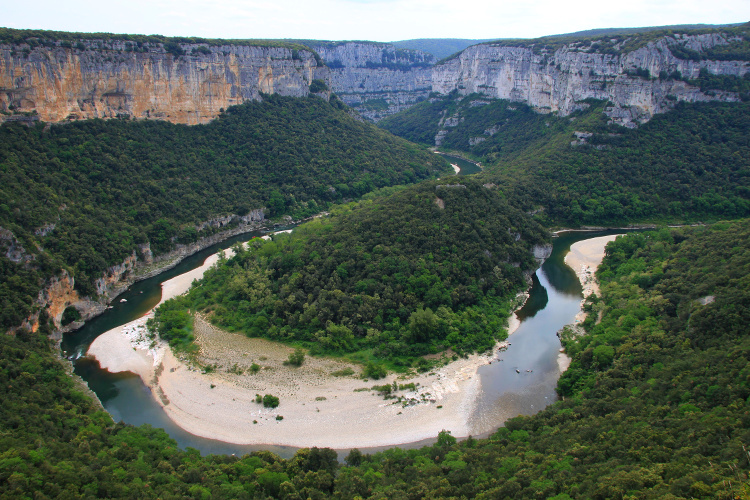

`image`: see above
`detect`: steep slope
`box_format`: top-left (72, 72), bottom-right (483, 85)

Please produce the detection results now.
top-left (0, 94), bottom-right (447, 333)
top-left (305, 41), bottom-right (435, 121)
top-left (153, 179), bottom-right (549, 365)
top-left (431, 25), bottom-right (750, 127)
top-left (0, 29), bottom-right (329, 125)
top-left (381, 93), bottom-right (750, 226)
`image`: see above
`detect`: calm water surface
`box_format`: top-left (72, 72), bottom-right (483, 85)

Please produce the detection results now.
top-left (62, 228), bottom-right (626, 457)
top-left (436, 153), bottom-right (483, 175)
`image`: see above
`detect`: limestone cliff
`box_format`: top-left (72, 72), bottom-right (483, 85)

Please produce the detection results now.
top-left (431, 32), bottom-right (749, 127)
top-left (0, 39), bottom-right (329, 125)
top-left (310, 42), bottom-right (434, 121)
top-left (17, 210), bottom-right (266, 337)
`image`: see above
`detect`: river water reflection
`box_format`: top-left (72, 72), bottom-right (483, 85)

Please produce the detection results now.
top-left (62, 228), bottom-right (626, 457)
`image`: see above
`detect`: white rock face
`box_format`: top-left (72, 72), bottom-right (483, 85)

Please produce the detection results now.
top-left (311, 42), bottom-right (434, 121)
top-left (431, 33), bottom-right (748, 127)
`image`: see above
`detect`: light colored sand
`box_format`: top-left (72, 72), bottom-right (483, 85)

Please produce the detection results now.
top-left (155, 315), bottom-right (499, 448)
top-left (451, 163), bottom-right (460, 174)
top-left (88, 241), bottom-right (527, 447)
top-left (564, 234), bottom-right (621, 322)
top-left (87, 232), bottom-right (617, 448)
top-left (87, 247), bottom-right (233, 376)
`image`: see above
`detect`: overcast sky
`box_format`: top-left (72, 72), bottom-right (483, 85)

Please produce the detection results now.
top-left (3, 0), bottom-right (749, 42)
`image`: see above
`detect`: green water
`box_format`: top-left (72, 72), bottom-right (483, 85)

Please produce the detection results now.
top-left (61, 227), bottom-right (630, 456)
top-left (436, 153), bottom-right (483, 175)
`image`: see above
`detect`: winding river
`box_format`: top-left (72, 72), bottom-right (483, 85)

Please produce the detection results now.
top-left (61, 226), bottom-right (624, 458)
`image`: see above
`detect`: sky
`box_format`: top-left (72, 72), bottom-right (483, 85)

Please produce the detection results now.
top-left (3, 0), bottom-right (749, 42)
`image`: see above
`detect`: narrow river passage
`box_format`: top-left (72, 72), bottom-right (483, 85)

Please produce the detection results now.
top-left (61, 229), bottom-right (624, 457)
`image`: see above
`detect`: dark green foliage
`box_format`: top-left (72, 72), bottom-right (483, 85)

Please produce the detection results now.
top-left (262, 394), bottom-right (280, 408)
top-left (308, 79), bottom-right (328, 93)
top-left (498, 101), bottom-right (750, 226)
top-left (327, 220), bottom-right (750, 498)
top-left (174, 179), bottom-right (548, 363)
top-left (0, 94), bottom-right (445, 330)
top-left (146, 297), bottom-right (194, 349)
top-left (363, 362), bottom-right (387, 380)
top-left (687, 68), bottom-right (750, 99)
top-left (380, 92), bottom-right (556, 158)
top-left (383, 93), bottom-right (750, 226)
top-left (60, 306), bottom-right (81, 326)
top-left (0, 319), bottom-right (335, 499)
top-left (3, 190), bottom-right (750, 499)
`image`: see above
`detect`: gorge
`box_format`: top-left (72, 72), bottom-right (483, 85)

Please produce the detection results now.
top-left (1, 26), bottom-right (747, 129)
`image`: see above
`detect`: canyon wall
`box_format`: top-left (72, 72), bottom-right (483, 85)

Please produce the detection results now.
top-left (15, 210), bottom-right (266, 337)
top-left (431, 32), bottom-right (748, 127)
top-left (310, 42), bottom-right (434, 121)
top-left (2, 30), bottom-right (746, 127)
top-left (0, 39), bottom-right (329, 125)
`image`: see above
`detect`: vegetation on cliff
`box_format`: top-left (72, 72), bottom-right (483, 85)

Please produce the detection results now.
top-left (0, 27), bottom-right (313, 53)
top-left (473, 22), bottom-right (750, 58)
top-left (0, 94), bottom-right (447, 330)
top-left (4, 220), bottom-right (749, 498)
top-left (380, 94), bottom-right (750, 226)
top-left (151, 179), bottom-right (549, 368)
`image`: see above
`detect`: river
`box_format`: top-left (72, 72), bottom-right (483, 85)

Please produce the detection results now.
top-left (61, 227), bottom-right (625, 458)
top-left (436, 152), bottom-right (483, 175)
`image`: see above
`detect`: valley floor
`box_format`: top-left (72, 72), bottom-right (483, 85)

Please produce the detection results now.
top-left (86, 233), bottom-right (616, 449)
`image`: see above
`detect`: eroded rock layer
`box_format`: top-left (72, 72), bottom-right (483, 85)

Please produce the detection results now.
top-left (0, 39), bottom-right (329, 125)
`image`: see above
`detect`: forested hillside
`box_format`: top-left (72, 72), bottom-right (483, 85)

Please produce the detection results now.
top-left (151, 179), bottom-right (549, 369)
top-left (3, 220), bottom-right (749, 498)
top-left (0, 94), bottom-right (447, 330)
top-left (380, 94), bottom-right (750, 225)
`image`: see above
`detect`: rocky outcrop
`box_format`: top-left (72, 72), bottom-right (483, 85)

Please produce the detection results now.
top-left (5, 31), bottom-right (744, 127)
top-left (0, 226), bottom-right (34, 264)
top-left (310, 42), bottom-right (434, 121)
top-left (0, 39), bottom-right (329, 125)
top-left (431, 32), bottom-right (748, 127)
top-left (17, 210), bottom-right (268, 337)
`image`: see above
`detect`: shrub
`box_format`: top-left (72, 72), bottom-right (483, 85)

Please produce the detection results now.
top-left (262, 394), bottom-right (280, 408)
top-left (331, 367), bottom-right (355, 377)
top-left (363, 362), bottom-right (387, 380)
top-left (284, 348), bottom-right (305, 367)
top-left (61, 306), bottom-right (81, 326)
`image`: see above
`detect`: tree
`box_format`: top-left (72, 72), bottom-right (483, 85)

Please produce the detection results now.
top-left (408, 307), bottom-right (438, 342)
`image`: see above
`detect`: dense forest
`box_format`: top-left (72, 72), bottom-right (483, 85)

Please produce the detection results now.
top-left (3, 220), bottom-right (749, 498)
top-left (380, 95), bottom-right (750, 225)
top-left (150, 180), bottom-right (549, 370)
top-left (0, 94), bottom-right (446, 330)
top-left (2, 23), bottom-right (750, 498)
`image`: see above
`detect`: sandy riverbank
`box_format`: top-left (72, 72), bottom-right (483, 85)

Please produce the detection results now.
top-left (565, 234), bottom-right (621, 322)
top-left (88, 238), bottom-right (523, 447)
top-left (87, 232), bottom-right (616, 449)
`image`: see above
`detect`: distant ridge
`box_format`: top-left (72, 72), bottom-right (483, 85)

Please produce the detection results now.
top-left (390, 23), bottom-right (747, 61)
top-left (390, 38), bottom-right (492, 60)
top-left (544, 22), bottom-right (746, 39)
